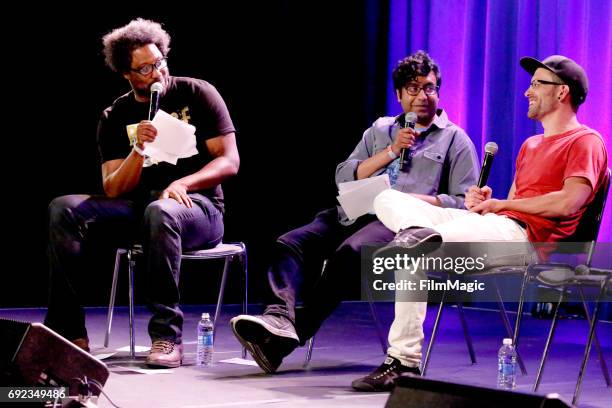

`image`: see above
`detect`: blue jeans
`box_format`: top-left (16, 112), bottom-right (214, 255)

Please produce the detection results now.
top-left (265, 207), bottom-right (394, 344)
top-left (44, 193), bottom-right (224, 344)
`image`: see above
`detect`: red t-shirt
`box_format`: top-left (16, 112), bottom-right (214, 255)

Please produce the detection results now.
top-left (499, 126), bottom-right (608, 242)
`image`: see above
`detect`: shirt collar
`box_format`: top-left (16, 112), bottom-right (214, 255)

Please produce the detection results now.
top-left (395, 109), bottom-right (450, 131)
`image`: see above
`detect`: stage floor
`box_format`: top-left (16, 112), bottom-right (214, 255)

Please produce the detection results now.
top-left (1, 302), bottom-right (610, 408)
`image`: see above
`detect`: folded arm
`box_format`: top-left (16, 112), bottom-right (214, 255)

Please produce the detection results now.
top-left (469, 177), bottom-right (592, 217)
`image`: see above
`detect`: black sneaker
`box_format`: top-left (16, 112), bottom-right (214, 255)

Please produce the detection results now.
top-left (351, 356), bottom-right (421, 392)
top-left (230, 314), bottom-right (299, 373)
top-left (373, 227), bottom-right (442, 260)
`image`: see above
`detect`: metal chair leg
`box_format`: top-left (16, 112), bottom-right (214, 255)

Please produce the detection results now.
top-left (105, 249), bottom-right (125, 348)
top-left (303, 260), bottom-right (328, 366)
top-left (212, 256), bottom-right (231, 344)
top-left (512, 269), bottom-right (530, 351)
top-left (127, 248), bottom-right (136, 359)
top-left (573, 281), bottom-right (609, 406)
top-left (422, 290), bottom-right (446, 376)
top-left (456, 302), bottom-right (476, 364)
top-left (578, 286), bottom-right (611, 386)
top-left (241, 248), bottom-right (248, 359)
top-left (304, 338), bottom-right (315, 368)
top-left (363, 277), bottom-right (388, 354)
top-left (533, 288), bottom-right (565, 392)
top-left (494, 279), bottom-right (527, 375)
top-left (368, 301), bottom-right (387, 355)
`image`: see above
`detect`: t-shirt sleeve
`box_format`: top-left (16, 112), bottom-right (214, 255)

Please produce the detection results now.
top-left (192, 81), bottom-right (235, 140)
top-left (564, 133), bottom-right (607, 191)
top-left (514, 140), bottom-right (527, 175)
top-left (97, 107), bottom-right (130, 164)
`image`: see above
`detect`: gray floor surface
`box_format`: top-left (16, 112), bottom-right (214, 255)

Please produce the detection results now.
top-left (1, 302), bottom-right (610, 408)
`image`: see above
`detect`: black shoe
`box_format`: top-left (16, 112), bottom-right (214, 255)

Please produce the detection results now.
top-left (230, 314), bottom-right (299, 373)
top-left (373, 227), bottom-right (442, 260)
top-left (351, 356), bottom-right (421, 392)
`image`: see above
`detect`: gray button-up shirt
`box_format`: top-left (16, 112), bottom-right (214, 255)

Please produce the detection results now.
top-left (335, 109), bottom-right (479, 223)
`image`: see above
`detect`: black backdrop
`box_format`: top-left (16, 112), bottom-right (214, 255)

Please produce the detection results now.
top-left (3, 2), bottom-right (391, 307)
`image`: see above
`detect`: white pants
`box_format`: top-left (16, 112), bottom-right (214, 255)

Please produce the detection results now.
top-left (373, 190), bottom-right (529, 367)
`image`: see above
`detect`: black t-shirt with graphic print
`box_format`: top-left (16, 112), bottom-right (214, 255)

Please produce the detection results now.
top-left (97, 76), bottom-right (235, 211)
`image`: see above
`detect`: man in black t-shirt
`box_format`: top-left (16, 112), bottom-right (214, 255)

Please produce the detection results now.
top-left (44, 18), bottom-right (239, 368)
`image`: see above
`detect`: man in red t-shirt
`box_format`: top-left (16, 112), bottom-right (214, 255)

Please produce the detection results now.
top-left (352, 55), bottom-right (608, 391)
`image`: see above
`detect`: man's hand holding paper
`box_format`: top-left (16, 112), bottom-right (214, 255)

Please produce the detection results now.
top-left (141, 109), bottom-right (199, 165)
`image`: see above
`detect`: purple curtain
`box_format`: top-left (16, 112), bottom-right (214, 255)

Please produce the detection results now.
top-left (384, 0), bottom-right (611, 241)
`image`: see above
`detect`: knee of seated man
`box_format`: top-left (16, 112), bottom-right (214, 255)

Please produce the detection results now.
top-left (48, 195), bottom-right (86, 220)
top-left (334, 239), bottom-right (363, 265)
top-left (143, 199), bottom-right (180, 228)
top-left (373, 189), bottom-right (406, 212)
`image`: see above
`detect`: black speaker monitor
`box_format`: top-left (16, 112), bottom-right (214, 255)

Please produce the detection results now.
top-left (386, 374), bottom-right (573, 408)
top-left (0, 319), bottom-right (109, 396)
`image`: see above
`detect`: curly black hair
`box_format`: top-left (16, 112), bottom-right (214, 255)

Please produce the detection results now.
top-left (102, 18), bottom-right (171, 73)
top-left (392, 50), bottom-right (441, 91)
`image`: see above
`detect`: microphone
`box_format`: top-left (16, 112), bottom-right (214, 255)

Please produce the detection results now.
top-left (148, 82), bottom-right (164, 120)
top-left (399, 112), bottom-right (417, 168)
top-left (477, 142), bottom-right (499, 188)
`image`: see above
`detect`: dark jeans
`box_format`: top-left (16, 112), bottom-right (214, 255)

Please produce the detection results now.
top-left (44, 193), bottom-right (223, 344)
top-left (265, 207), bottom-right (394, 344)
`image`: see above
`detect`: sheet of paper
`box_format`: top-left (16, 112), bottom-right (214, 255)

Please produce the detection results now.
top-left (92, 351), bottom-right (116, 361)
top-left (338, 174), bottom-right (389, 194)
top-left (143, 109), bottom-right (199, 164)
top-left (218, 357), bottom-right (259, 366)
top-left (116, 345), bottom-right (151, 353)
top-left (337, 174), bottom-right (390, 220)
top-left (111, 366), bottom-right (174, 375)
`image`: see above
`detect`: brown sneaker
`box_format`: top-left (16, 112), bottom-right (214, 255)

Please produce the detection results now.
top-left (146, 340), bottom-right (183, 368)
top-left (71, 337), bottom-right (90, 353)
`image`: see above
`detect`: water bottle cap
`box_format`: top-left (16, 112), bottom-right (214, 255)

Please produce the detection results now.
top-left (503, 338), bottom-right (512, 345)
top-left (202, 313), bottom-right (210, 319)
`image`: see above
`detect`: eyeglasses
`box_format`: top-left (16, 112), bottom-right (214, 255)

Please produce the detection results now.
top-left (529, 79), bottom-right (565, 89)
top-left (130, 57), bottom-right (168, 76)
top-left (404, 83), bottom-right (439, 96)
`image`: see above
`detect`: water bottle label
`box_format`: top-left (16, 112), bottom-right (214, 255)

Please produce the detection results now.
top-left (202, 333), bottom-right (213, 346)
top-left (498, 362), bottom-right (515, 376)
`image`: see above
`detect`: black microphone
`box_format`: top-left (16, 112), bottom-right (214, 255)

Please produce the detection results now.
top-left (477, 142), bottom-right (499, 188)
top-left (148, 82), bottom-right (164, 120)
top-left (399, 112), bottom-right (417, 168)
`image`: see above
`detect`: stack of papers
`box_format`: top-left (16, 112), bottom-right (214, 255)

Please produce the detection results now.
top-left (337, 174), bottom-right (391, 220)
top-left (143, 109), bottom-right (199, 165)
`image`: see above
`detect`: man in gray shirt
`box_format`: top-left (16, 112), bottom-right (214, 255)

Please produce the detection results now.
top-left (230, 51), bottom-right (479, 377)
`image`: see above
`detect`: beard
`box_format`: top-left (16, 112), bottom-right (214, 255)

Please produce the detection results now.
top-left (527, 105), bottom-right (538, 119)
top-left (134, 87), bottom-right (150, 99)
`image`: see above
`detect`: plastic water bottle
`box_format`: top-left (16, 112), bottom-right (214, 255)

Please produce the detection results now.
top-left (196, 313), bottom-right (214, 366)
top-left (497, 338), bottom-right (517, 389)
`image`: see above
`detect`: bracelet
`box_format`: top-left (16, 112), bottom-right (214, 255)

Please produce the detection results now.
top-left (133, 144), bottom-right (145, 156)
top-left (387, 146), bottom-right (399, 160)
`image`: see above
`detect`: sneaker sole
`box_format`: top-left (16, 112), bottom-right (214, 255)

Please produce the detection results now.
top-left (230, 322), bottom-right (276, 373)
top-left (231, 315), bottom-right (300, 342)
top-left (230, 317), bottom-right (299, 374)
top-left (373, 233), bottom-right (442, 260)
top-left (145, 358), bottom-right (182, 368)
top-left (351, 379), bottom-right (393, 392)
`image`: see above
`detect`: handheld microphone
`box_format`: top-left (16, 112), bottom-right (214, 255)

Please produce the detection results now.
top-left (477, 142), bottom-right (499, 188)
top-left (148, 82), bottom-right (164, 120)
top-left (399, 112), bottom-right (417, 168)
